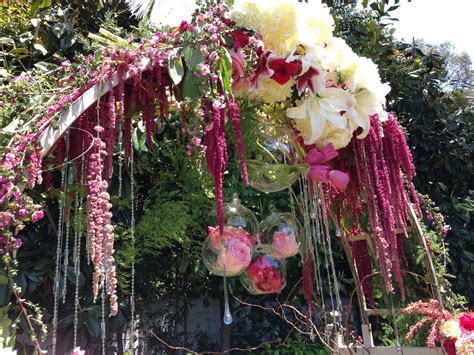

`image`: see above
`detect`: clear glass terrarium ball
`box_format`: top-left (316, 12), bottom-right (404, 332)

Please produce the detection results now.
top-left (240, 244), bottom-right (287, 295)
top-left (224, 193), bottom-right (258, 236)
top-left (247, 124), bottom-right (303, 193)
top-left (258, 210), bottom-right (302, 260)
top-left (202, 225), bottom-right (257, 277)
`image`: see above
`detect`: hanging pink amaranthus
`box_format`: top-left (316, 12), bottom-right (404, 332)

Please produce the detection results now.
top-left (204, 100), bottom-right (228, 233)
top-left (228, 100), bottom-right (249, 186)
top-left (365, 116), bottom-right (404, 298)
top-left (348, 114), bottom-right (423, 297)
top-left (104, 91), bottom-right (117, 180)
top-left (85, 125), bottom-right (118, 316)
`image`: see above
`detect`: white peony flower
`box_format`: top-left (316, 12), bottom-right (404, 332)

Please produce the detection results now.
top-left (317, 123), bottom-right (353, 150)
top-left (296, 1), bottom-right (334, 47)
top-left (323, 37), bottom-right (357, 72)
top-left (231, 0), bottom-right (300, 56)
top-left (251, 76), bottom-right (295, 103)
top-left (340, 56), bottom-right (390, 96)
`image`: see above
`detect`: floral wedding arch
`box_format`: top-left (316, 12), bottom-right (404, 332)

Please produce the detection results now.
top-left (1, 0), bottom-right (466, 353)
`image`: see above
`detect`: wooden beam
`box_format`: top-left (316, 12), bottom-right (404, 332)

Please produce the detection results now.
top-left (407, 204), bottom-right (444, 306)
top-left (39, 57), bottom-right (150, 157)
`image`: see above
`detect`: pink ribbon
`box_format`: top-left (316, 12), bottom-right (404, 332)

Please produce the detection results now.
top-left (305, 144), bottom-right (349, 190)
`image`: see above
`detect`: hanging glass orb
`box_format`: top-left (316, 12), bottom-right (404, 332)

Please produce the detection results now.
top-left (240, 244), bottom-right (286, 295)
top-left (202, 226), bottom-right (257, 277)
top-left (224, 193), bottom-right (258, 236)
top-left (258, 209), bottom-right (302, 260)
top-left (247, 124), bottom-right (303, 193)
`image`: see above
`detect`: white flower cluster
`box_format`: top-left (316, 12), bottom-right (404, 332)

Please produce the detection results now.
top-left (230, 0), bottom-right (390, 149)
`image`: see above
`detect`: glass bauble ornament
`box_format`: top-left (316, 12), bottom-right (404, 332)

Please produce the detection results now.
top-left (258, 209), bottom-right (302, 260)
top-left (240, 244), bottom-right (286, 295)
top-left (202, 226), bottom-right (257, 277)
top-left (247, 124), bottom-right (303, 193)
top-left (224, 193), bottom-right (258, 236)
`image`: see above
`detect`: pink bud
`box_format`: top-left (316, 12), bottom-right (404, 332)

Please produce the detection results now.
top-left (308, 165), bottom-right (330, 182)
top-left (329, 170), bottom-right (349, 190)
top-left (305, 149), bottom-right (325, 165)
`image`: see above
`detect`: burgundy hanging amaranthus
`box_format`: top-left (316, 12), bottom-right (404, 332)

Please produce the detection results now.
top-left (204, 99), bottom-right (228, 233)
top-left (228, 100), bottom-right (249, 187)
top-left (347, 113), bottom-right (423, 297)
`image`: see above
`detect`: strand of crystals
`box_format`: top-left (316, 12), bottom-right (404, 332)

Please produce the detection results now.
top-left (312, 182), bottom-right (336, 327)
top-left (62, 166), bottom-right (75, 303)
top-left (302, 177), bottom-right (330, 323)
top-left (298, 176), bottom-right (316, 338)
top-left (73, 156), bottom-right (86, 347)
top-left (317, 184), bottom-right (343, 325)
top-left (307, 183), bottom-right (326, 314)
top-left (101, 277), bottom-right (106, 355)
top-left (118, 127), bottom-right (123, 198)
top-left (310, 181), bottom-right (333, 329)
top-left (129, 136), bottom-right (136, 355)
top-left (298, 177), bottom-right (326, 327)
top-left (52, 155), bottom-right (68, 354)
top-left (61, 218), bottom-right (71, 303)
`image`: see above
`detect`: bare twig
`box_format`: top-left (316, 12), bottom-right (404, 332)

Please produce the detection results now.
top-left (150, 328), bottom-right (293, 354)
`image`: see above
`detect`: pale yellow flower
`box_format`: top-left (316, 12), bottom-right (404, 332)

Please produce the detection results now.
top-left (441, 320), bottom-right (462, 339)
top-left (253, 76), bottom-right (294, 103)
top-left (297, 1), bottom-right (334, 47)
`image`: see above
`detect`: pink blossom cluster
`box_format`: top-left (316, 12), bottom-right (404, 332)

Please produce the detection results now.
top-left (0, 132), bottom-right (44, 254)
top-left (402, 300), bottom-right (452, 348)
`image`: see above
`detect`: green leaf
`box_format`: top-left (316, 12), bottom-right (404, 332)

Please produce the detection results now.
top-left (362, 0), bottom-right (369, 7)
top-left (84, 313), bottom-right (101, 338)
top-left (9, 48), bottom-right (29, 55)
top-left (0, 284), bottom-right (12, 307)
top-left (219, 48), bottom-right (232, 93)
top-left (60, 32), bottom-right (75, 49)
top-left (33, 43), bottom-right (48, 56)
top-left (38, 0), bottom-right (52, 9)
top-left (168, 53), bottom-right (184, 85)
top-left (183, 46), bottom-right (204, 69)
top-left (370, 2), bottom-right (379, 11)
top-left (182, 74), bottom-right (202, 99)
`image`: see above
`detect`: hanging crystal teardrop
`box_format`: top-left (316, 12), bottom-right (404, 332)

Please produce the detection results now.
top-left (222, 248), bottom-right (233, 325)
top-left (129, 131), bottom-right (136, 355)
top-left (52, 155), bottom-right (68, 355)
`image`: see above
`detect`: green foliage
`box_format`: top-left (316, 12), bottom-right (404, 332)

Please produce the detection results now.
top-left (0, 0), bottom-right (133, 80)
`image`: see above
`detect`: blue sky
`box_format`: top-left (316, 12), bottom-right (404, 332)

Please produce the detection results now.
top-left (391, 0), bottom-right (474, 58)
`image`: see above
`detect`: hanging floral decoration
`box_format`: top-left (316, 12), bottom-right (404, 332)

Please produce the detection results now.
top-left (0, 0), bottom-right (433, 335)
